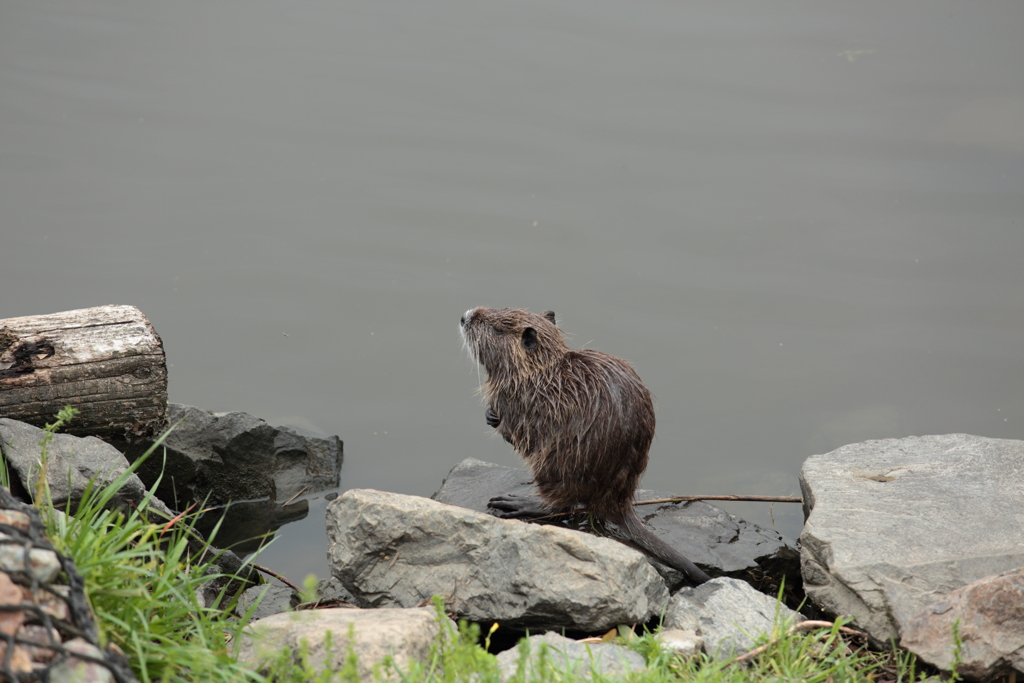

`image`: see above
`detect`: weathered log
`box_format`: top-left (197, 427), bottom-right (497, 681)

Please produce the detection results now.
top-left (0, 305), bottom-right (167, 439)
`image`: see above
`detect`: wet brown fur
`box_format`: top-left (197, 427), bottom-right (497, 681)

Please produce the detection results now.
top-left (460, 306), bottom-right (709, 584)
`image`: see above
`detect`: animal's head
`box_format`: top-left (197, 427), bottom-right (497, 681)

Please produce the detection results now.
top-left (460, 307), bottom-right (565, 382)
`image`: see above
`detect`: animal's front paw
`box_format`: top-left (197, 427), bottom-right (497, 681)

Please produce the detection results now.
top-left (485, 407), bottom-right (500, 428)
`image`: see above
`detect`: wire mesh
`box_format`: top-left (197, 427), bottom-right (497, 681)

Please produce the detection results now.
top-left (0, 486), bottom-right (139, 683)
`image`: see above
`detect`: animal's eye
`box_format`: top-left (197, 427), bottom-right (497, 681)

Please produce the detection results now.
top-left (521, 327), bottom-right (538, 350)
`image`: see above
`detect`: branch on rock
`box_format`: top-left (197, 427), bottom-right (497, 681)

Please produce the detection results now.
top-left (253, 564), bottom-right (301, 593)
top-left (635, 494), bottom-right (803, 506)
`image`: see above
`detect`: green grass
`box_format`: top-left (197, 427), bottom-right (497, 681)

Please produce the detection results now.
top-left (46, 482), bottom-right (258, 682)
top-left (28, 407), bottom-right (263, 683)
top-left (11, 408), bottom-right (932, 682)
top-left (625, 620), bottom-right (926, 683)
top-left (254, 596), bottom-right (929, 683)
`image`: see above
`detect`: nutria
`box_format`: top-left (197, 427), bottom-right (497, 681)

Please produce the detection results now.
top-left (460, 306), bottom-right (710, 585)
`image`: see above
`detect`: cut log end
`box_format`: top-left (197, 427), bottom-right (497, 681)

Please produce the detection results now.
top-left (0, 305), bottom-right (169, 440)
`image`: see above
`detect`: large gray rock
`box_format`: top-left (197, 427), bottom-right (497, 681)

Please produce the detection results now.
top-left (237, 607), bottom-right (449, 681)
top-left (433, 458), bottom-right (800, 591)
top-left (496, 632), bottom-right (646, 682)
top-left (900, 567), bottom-right (1024, 681)
top-left (0, 418), bottom-right (172, 518)
top-left (800, 434), bottom-right (1024, 645)
top-left (115, 403), bottom-right (342, 508)
top-left (326, 489), bottom-right (669, 632)
top-left (663, 577), bottom-right (804, 659)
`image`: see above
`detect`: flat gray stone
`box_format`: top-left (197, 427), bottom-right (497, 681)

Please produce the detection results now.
top-left (432, 458), bottom-right (536, 510)
top-left (800, 434), bottom-right (1024, 644)
top-left (238, 607), bottom-right (448, 681)
top-left (656, 629), bottom-right (703, 658)
top-left (326, 489), bottom-right (669, 632)
top-left (663, 577), bottom-right (803, 659)
top-left (496, 632), bottom-right (646, 681)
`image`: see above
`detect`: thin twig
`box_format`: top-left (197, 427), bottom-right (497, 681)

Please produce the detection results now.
top-left (281, 487), bottom-right (308, 506)
top-left (295, 598), bottom-right (357, 611)
top-left (732, 620), bottom-right (867, 664)
top-left (253, 564), bottom-right (301, 592)
top-left (158, 502), bottom-right (198, 538)
top-left (634, 494), bottom-right (803, 506)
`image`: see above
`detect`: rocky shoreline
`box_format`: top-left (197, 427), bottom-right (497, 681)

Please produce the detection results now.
top-left (0, 407), bottom-right (1021, 681)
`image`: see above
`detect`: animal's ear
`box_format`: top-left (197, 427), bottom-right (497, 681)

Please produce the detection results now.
top-left (521, 327), bottom-right (538, 350)
top-left (542, 311), bottom-right (556, 325)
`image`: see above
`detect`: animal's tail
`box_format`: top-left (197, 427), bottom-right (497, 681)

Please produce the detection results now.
top-left (620, 508), bottom-right (711, 585)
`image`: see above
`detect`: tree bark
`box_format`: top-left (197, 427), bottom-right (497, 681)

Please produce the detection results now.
top-left (0, 305), bottom-right (168, 439)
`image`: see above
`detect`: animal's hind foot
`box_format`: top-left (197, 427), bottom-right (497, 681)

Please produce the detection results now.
top-left (487, 493), bottom-right (552, 519)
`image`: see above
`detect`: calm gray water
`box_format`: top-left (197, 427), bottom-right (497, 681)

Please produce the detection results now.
top-left (2, 2), bottom-right (1022, 582)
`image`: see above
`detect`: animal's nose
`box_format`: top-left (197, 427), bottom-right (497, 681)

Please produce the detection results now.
top-left (460, 314), bottom-right (466, 327)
